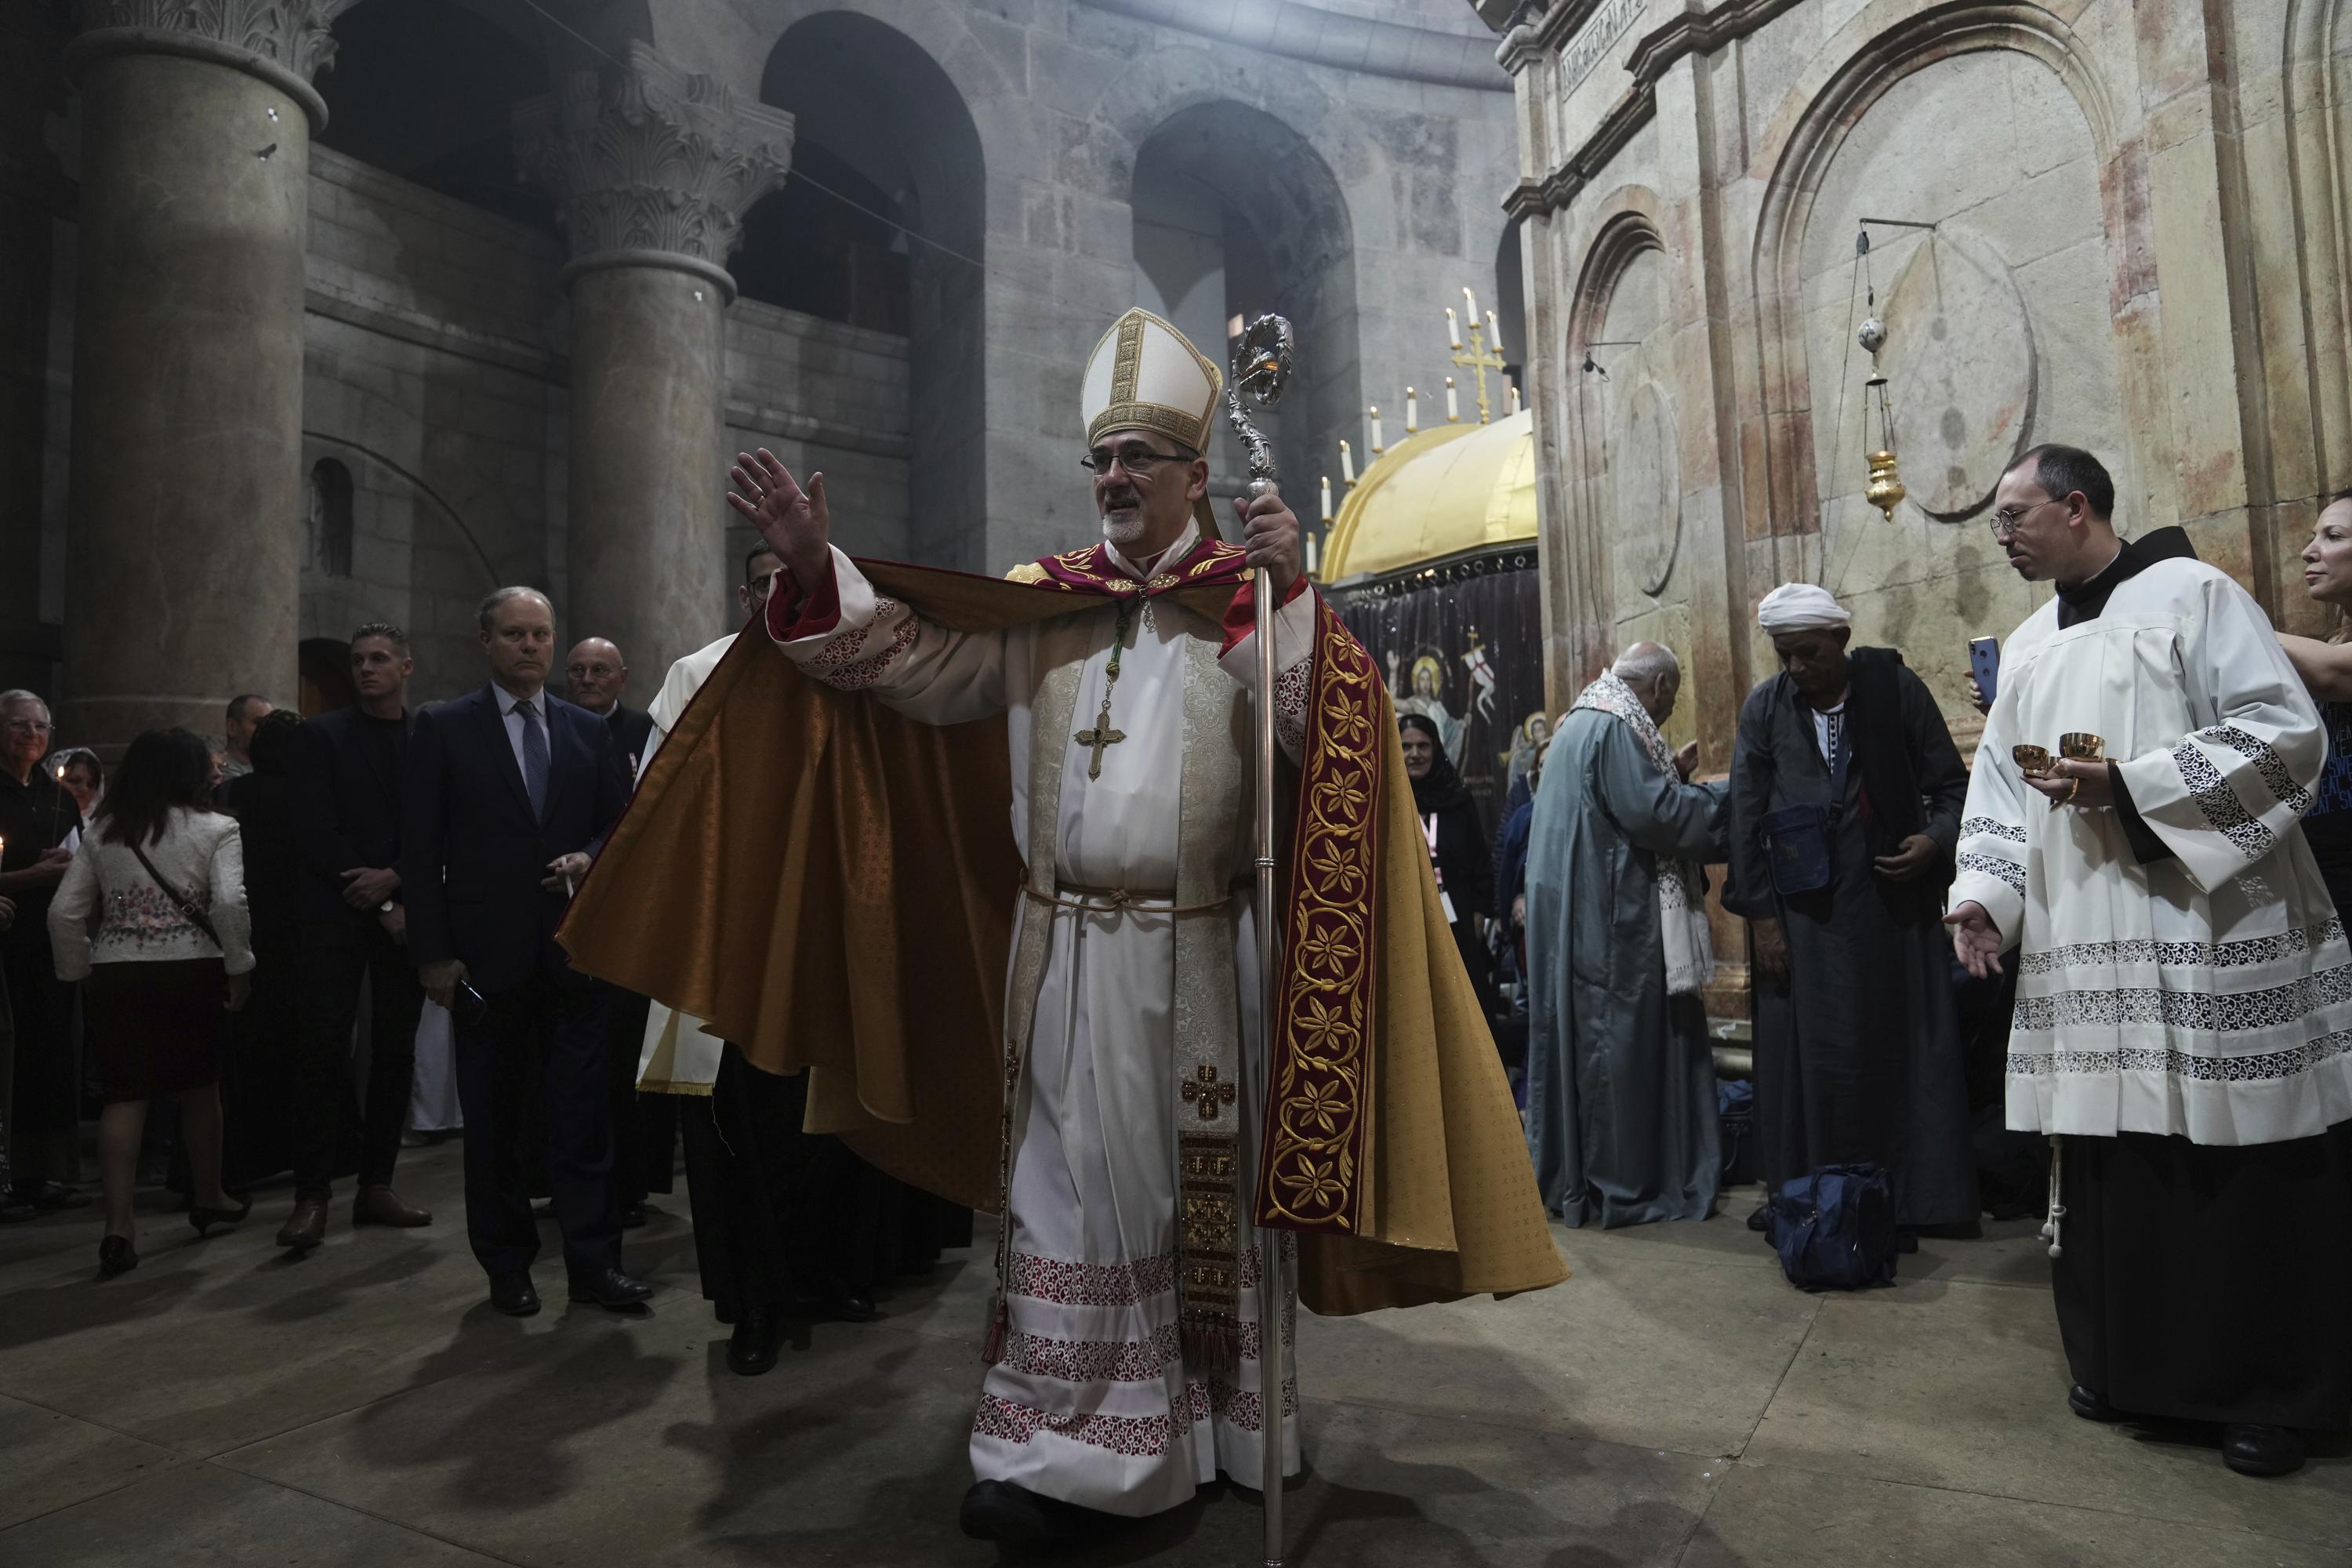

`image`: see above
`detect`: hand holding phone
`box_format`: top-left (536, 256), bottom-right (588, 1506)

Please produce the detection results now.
top-left (1967, 637), bottom-right (2000, 713)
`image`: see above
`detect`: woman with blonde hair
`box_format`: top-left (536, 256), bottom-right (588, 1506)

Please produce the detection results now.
top-left (49, 728), bottom-right (254, 1276)
top-left (2276, 489), bottom-right (2352, 915)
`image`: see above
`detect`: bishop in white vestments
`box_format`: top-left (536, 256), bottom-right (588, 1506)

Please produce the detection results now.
top-left (1948, 445), bottom-right (2352, 1478)
top-left (729, 310), bottom-right (1314, 1541)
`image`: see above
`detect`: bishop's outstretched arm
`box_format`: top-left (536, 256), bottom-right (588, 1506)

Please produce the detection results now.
top-left (768, 545), bottom-right (1008, 724)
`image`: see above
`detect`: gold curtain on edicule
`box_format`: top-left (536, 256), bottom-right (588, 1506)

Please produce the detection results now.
top-left (558, 558), bottom-right (1563, 1316)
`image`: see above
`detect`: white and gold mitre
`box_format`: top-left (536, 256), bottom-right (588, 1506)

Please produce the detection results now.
top-left (1082, 307), bottom-right (1223, 452)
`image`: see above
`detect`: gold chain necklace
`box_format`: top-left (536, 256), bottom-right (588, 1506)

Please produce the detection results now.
top-left (1071, 598), bottom-right (1138, 780)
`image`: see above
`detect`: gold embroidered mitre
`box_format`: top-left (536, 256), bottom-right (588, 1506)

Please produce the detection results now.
top-left (1082, 307), bottom-right (1224, 453)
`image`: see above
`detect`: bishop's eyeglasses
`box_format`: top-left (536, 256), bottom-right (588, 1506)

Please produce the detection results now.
top-left (1080, 444), bottom-right (1197, 477)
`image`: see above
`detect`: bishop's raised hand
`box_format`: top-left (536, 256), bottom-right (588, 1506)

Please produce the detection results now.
top-left (726, 448), bottom-right (830, 587)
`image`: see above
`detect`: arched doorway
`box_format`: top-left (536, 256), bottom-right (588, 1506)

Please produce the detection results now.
top-left (1127, 103), bottom-right (1358, 550)
top-left (754, 13), bottom-right (986, 571)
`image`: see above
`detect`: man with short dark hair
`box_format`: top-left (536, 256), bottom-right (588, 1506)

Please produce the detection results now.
top-left (221, 693), bottom-right (274, 783)
top-left (1950, 443), bottom-right (2352, 1476)
top-left (403, 586), bottom-right (641, 1318)
top-left (281, 624), bottom-right (431, 1250)
top-left (0, 690), bottom-right (82, 1214)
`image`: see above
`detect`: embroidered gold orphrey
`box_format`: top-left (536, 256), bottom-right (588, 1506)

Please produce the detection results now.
top-left (1254, 600), bottom-right (1381, 1234)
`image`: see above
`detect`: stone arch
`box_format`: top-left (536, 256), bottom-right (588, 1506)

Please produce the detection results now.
top-left (757, 10), bottom-right (987, 569)
top-left (1747, 2), bottom-right (2137, 557)
top-left (1556, 195), bottom-right (1670, 684)
top-left (1123, 100), bottom-right (1359, 505)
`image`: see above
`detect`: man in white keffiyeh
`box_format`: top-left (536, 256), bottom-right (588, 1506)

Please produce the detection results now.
top-left (1523, 641), bottom-right (1730, 1227)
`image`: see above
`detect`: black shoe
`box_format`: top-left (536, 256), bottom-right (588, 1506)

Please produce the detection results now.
top-left (726, 1309), bottom-right (782, 1376)
top-left (620, 1203), bottom-right (648, 1230)
top-left (1745, 1203), bottom-right (1770, 1233)
top-left (960, 1480), bottom-right (1076, 1544)
top-left (97, 1235), bottom-right (138, 1279)
top-left (2067, 1384), bottom-right (2118, 1422)
top-left (0, 1196), bottom-right (36, 1225)
top-left (827, 1287), bottom-right (879, 1323)
top-left (20, 1180), bottom-right (91, 1211)
top-left (489, 1274), bottom-right (541, 1317)
top-left (190, 1195), bottom-right (253, 1239)
top-left (2223, 1423), bottom-right (2307, 1476)
top-left (568, 1265), bottom-right (652, 1310)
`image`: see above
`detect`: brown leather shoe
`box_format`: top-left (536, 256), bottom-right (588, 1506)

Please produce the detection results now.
top-left (352, 1185), bottom-right (432, 1228)
top-left (277, 1196), bottom-right (328, 1251)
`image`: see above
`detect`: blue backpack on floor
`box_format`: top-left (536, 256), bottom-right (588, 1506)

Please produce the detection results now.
top-left (1766, 1163), bottom-right (1897, 1291)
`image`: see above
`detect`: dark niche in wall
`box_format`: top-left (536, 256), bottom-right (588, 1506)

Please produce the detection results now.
top-left (732, 143), bottom-right (910, 336)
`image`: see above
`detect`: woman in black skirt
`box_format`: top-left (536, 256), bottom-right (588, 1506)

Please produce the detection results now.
top-left (48, 728), bottom-right (254, 1276)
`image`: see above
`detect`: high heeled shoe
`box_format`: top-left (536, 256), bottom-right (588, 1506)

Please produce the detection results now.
top-left (97, 1235), bottom-right (138, 1277)
top-left (189, 1195), bottom-right (253, 1239)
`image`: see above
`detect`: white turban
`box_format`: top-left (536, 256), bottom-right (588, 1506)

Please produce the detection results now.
top-left (1757, 582), bottom-right (1852, 634)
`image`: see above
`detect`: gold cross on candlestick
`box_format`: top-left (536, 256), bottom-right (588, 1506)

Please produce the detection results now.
top-left (1452, 315), bottom-right (1507, 426)
top-left (1181, 1064), bottom-right (1238, 1121)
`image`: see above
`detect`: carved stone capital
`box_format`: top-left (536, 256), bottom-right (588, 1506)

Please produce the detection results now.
top-left (515, 42), bottom-right (794, 302)
top-left (67, 0), bottom-right (358, 131)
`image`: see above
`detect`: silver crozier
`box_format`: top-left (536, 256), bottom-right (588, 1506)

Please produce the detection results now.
top-left (1225, 313), bottom-right (1294, 1568)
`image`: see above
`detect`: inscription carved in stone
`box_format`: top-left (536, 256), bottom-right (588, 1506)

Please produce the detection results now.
top-left (1613, 379), bottom-right (1681, 597)
top-left (1876, 229), bottom-right (2035, 520)
top-left (515, 42), bottom-right (795, 272)
top-left (74, 0), bottom-right (358, 82)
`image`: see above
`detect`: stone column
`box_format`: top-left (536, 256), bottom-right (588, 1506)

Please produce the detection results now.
top-left (517, 45), bottom-right (791, 687)
top-left (60, 1), bottom-right (354, 748)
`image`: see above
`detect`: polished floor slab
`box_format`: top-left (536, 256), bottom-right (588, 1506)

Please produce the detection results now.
top-left (0, 1148), bottom-right (2339, 1564)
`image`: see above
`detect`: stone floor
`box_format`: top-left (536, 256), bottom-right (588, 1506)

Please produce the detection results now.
top-left (0, 1142), bottom-right (2343, 1566)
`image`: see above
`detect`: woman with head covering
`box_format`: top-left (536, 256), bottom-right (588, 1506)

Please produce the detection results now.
top-left (1400, 712), bottom-right (1498, 1025)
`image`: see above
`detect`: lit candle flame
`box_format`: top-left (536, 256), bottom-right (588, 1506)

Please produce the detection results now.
top-left (1339, 438), bottom-right (1354, 485)
top-left (1405, 387), bottom-right (1418, 434)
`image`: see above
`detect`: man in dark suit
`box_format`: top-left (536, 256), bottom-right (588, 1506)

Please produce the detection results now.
top-left (564, 637), bottom-right (653, 777)
top-left (279, 624), bottom-right (433, 1250)
top-left (404, 587), bottom-right (644, 1316)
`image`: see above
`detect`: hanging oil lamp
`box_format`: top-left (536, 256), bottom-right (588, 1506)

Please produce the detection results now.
top-left (1859, 314), bottom-right (1904, 521)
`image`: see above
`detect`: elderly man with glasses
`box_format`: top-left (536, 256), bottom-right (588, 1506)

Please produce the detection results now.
top-left (0, 691), bottom-right (89, 1215)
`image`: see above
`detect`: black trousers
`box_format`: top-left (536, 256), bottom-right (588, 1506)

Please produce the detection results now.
top-left (292, 926), bottom-right (424, 1196)
top-left (2054, 1123), bottom-right (2352, 1430)
top-left (1, 937), bottom-right (76, 1185)
top-left (453, 964), bottom-right (619, 1281)
top-left (678, 1044), bottom-right (798, 1323)
top-left (603, 989), bottom-right (655, 1206)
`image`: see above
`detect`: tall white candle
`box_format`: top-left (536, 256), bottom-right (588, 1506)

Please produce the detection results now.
top-left (1445, 377), bottom-right (1460, 423)
top-left (1306, 532), bottom-right (1321, 576)
top-left (1507, 383), bottom-right (1522, 416)
top-left (1369, 405), bottom-right (1383, 452)
top-left (1339, 438), bottom-right (1355, 484)
top-left (1486, 311), bottom-right (1502, 355)
top-left (1319, 474), bottom-right (1333, 521)
top-left (1405, 387), bottom-right (1418, 433)
top-left (1446, 307), bottom-right (1461, 349)
top-left (1462, 285), bottom-right (1478, 325)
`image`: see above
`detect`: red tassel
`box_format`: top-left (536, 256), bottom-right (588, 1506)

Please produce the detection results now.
top-left (981, 1297), bottom-right (1007, 1364)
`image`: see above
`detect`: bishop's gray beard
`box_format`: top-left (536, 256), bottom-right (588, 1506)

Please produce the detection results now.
top-left (1100, 506), bottom-right (1149, 547)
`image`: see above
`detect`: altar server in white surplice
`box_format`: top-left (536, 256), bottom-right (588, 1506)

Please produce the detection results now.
top-left (1947, 444), bottom-right (2352, 1479)
top-left (731, 310), bottom-right (1313, 1542)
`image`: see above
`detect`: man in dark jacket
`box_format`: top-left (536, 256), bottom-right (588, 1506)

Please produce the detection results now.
top-left (405, 588), bottom-right (641, 1317)
top-left (281, 625), bottom-right (431, 1250)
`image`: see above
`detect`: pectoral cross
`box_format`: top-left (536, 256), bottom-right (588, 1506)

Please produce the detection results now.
top-left (1181, 1064), bottom-right (1237, 1121)
top-left (1073, 706), bottom-right (1126, 779)
top-left (1071, 599), bottom-right (1136, 781)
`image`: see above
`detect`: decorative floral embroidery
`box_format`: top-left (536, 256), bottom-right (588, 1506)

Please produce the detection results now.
top-left (2018, 921), bottom-right (2346, 977)
top-left (2201, 724), bottom-right (2310, 814)
top-left (972, 1393), bottom-right (1179, 1457)
top-left (1272, 660), bottom-right (1310, 755)
top-left (1957, 851), bottom-right (2025, 894)
top-left (1005, 1249), bottom-right (1178, 1308)
top-left (998, 1323), bottom-right (1181, 1385)
top-left (827, 615), bottom-right (920, 691)
top-left (98, 885), bottom-right (204, 953)
top-left (1959, 816), bottom-right (2025, 844)
top-left (2175, 740), bottom-right (2275, 857)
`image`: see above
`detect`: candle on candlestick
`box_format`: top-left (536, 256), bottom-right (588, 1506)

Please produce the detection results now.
top-left (1405, 387), bottom-right (1418, 433)
top-left (1306, 532), bottom-right (1320, 576)
top-left (1319, 474), bottom-right (1333, 522)
top-left (1339, 438), bottom-right (1355, 484)
top-left (1369, 405), bottom-right (1383, 452)
top-left (1463, 285), bottom-right (1478, 325)
top-left (1445, 377), bottom-right (1460, 423)
top-left (1446, 307), bottom-right (1461, 349)
top-left (1507, 383), bottom-right (1522, 416)
top-left (1486, 311), bottom-right (1501, 356)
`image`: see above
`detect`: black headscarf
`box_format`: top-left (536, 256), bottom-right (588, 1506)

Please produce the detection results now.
top-left (1399, 713), bottom-right (1472, 815)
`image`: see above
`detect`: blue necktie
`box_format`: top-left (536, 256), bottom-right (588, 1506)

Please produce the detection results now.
top-left (515, 699), bottom-right (549, 818)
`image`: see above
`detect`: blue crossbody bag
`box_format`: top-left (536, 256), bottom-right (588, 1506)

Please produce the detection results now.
top-left (1759, 718), bottom-right (1849, 898)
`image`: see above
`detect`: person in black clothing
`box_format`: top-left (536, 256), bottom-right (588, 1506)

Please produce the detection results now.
top-left (405, 588), bottom-right (641, 1318)
top-left (0, 690), bottom-right (88, 1214)
top-left (1399, 711), bottom-right (1497, 1020)
top-left (219, 710), bottom-right (304, 1189)
top-left (281, 624), bottom-right (433, 1252)
top-left (564, 637), bottom-right (654, 776)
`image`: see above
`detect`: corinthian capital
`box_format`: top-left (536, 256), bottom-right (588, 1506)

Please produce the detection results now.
top-left (70, 0), bottom-right (358, 126)
top-left (515, 42), bottom-right (795, 299)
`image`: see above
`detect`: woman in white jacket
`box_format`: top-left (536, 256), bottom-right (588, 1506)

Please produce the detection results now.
top-left (50, 728), bottom-right (254, 1276)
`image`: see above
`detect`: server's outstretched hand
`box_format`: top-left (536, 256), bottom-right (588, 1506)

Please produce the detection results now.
top-left (1945, 900), bottom-right (2004, 979)
top-left (728, 449), bottom-right (831, 590)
